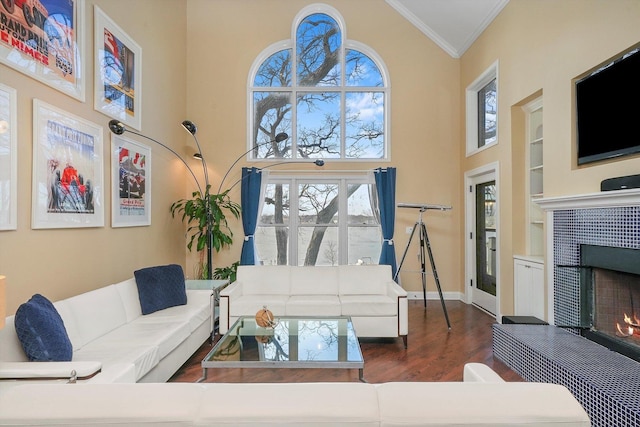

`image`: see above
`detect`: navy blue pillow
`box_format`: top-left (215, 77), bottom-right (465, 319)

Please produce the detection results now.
top-left (14, 294), bottom-right (73, 362)
top-left (134, 264), bottom-right (187, 315)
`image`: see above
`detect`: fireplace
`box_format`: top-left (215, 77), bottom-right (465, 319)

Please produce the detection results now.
top-left (493, 194), bottom-right (640, 427)
top-left (580, 244), bottom-right (640, 362)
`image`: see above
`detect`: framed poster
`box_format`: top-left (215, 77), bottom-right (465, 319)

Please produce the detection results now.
top-left (0, 83), bottom-right (17, 230)
top-left (111, 134), bottom-right (150, 227)
top-left (94, 6), bottom-right (142, 130)
top-left (32, 99), bottom-right (103, 229)
top-left (0, 0), bottom-right (85, 101)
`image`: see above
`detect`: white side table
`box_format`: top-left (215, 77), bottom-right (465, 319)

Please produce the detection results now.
top-left (186, 279), bottom-right (229, 340)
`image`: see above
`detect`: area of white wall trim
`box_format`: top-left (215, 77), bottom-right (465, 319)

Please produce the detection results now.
top-left (464, 161), bottom-right (501, 321)
top-left (406, 291), bottom-right (464, 301)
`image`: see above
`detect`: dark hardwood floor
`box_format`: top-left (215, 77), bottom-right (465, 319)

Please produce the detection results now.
top-left (169, 300), bottom-right (523, 383)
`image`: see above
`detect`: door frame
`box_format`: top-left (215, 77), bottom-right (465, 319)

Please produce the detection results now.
top-left (464, 162), bottom-right (500, 321)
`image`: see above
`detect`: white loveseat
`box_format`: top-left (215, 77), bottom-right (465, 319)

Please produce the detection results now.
top-left (0, 364), bottom-right (591, 426)
top-left (0, 276), bottom-right (212, 389)
top-left (219, 265), bottom-right (408, 345)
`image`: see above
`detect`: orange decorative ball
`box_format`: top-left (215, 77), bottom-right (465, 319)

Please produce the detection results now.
top-left (255, 306), bottom-right (275, 328)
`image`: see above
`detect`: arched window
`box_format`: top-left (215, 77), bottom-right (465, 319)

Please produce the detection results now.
top-left (248, 4), bottom-right (389, 161)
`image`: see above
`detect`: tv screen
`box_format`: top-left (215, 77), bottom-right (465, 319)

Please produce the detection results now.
top-left (576, 46), bottom-right (640, 165)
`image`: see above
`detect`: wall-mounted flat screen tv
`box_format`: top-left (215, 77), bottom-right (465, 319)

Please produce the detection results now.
top-left (576, 46), bottom-right (640, 166)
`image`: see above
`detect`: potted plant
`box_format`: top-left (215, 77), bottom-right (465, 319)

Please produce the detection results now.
top-left (213, 261), bottom-right (239, 283)
top-left (170, 186), bottom-right (240, 279)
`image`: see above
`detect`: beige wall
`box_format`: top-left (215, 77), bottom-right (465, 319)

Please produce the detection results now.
top-left (1, 0), bottom-right (188, 314)
top-left (461, 0), bottom-right (640, 314)
top-left (186, 0), bottom-right (463, 296)
top-left (4, 0), bottom-right (638, 318)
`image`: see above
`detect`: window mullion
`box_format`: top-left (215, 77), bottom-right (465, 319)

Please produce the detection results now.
top-left (290, 177), bottom-right (299, 266)
top-left (291, 90), bottom-right (297, 159)
top-left (338, 178), bottom-right (348, 265)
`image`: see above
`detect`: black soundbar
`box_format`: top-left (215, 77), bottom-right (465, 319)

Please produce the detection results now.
top-left (601, 173), bottom-right (640, 191)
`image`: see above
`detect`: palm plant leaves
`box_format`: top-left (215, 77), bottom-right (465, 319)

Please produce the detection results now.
top-left (170, 186), bottom-right (241, 254)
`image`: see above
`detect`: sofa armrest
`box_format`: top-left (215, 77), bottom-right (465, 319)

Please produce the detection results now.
top-left (0, 361), bottom-right (102, 381)
top-left (219, 281), bottom-right (244, 299)
top-left (384, 281), bottom-right (408, 336)
top-left (385, 280), bottom-right (408, 298)
top-left (463, 363), bottom-right (506, 382)
top-left (218, 282), bottom-right (244, 334)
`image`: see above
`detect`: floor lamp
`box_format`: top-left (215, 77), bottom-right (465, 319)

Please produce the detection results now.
top-left (108, 119), bottom-right (214, 279)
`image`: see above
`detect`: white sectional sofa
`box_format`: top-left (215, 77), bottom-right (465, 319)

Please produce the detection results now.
top-left (0, 364), bottom-right (591, 426)
top-left (219, 265), bottom-right (408, 345)
top-left (0, 275), bottom-right (212, 389)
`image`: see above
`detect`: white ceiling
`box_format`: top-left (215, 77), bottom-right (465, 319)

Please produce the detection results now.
top-left (385, 0), bottom-right (510, 58)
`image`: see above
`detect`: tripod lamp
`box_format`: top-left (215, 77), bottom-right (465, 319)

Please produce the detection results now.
top-left (108, 119), bottom-right (214, 279)
top-left (217, 132), bottom-right (289, 194)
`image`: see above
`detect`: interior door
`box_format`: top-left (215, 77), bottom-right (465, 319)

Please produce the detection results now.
top-left (473, 180), bottom-right (497, 314)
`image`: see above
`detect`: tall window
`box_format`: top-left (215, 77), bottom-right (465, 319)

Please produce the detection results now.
top-left (249, 5), bottom-right (389, 266)
top-left (249, 5), bottom-right (389, 161)
top-left (255, 174), bottom-right (381, 266)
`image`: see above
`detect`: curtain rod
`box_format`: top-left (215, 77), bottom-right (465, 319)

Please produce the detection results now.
top-left (266, 169), bottom-right (378, 174)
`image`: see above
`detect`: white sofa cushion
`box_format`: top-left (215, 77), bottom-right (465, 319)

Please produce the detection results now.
top-left (290, 266), bottom-right (339, 295)
top-left (0, 383), bottom-right (204, 425)
top-left (375, 382), bottom-right (591, 426)
top-left (230, 295), bottom-right (288, 317)
top-left (197, 382), bottom-right (380, 426)
top-left (113, 278), bottom-right (143, 323)
top-left (59, 285), bottom-right (128, 350)
top-left (73, 340), bottom-right (159, 382)
top-left (239, 266), bottom-right (291, 295)
top-left (0, 317), bottom-right (29, 362)
top-left (102, 320), bottom-right (191, 360)
top-left (340, 295), bottom-right (398, 316)
top-left (339, 265), bottom-right (390, 295)
top-left (286, 295), bottom-right (342, 316)
top-left (134, 290), bottom-right (211, 333)
top-left (52, 301), bottom-right (83, 352)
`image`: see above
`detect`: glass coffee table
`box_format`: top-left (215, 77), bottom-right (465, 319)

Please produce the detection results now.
top-left (200, 316), bottom-right (365, 382)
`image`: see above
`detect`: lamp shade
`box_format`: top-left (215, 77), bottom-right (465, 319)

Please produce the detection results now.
top-left (0, 276), bottom-right (6, 329)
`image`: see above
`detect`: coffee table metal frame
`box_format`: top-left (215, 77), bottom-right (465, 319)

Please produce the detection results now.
top-left (199, 315), bottom-right (365, 382)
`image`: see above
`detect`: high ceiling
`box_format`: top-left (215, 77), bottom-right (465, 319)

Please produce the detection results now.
top-left (385, 0), bottom-right (510, 58)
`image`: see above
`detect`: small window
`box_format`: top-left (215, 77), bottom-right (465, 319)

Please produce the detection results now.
top-left (466, 62), bottom-right (499, 156)
top-left (478, 78), bottom-right (497, 148)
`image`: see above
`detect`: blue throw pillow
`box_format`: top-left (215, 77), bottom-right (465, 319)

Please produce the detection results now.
top-left (14, 294), bottom-right (73, 362)
top-left (134, 264), bottom-right (187, 315)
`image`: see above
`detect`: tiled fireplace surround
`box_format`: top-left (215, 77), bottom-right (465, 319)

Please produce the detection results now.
top-left (493, 189), bottom-right (640, 427)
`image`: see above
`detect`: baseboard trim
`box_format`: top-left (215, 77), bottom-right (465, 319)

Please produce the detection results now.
top-left (406, 291), bottom-right (464, 301)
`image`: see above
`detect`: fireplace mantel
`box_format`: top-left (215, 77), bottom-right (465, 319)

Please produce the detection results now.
top-left (536, 188), bottom-right (640, 211)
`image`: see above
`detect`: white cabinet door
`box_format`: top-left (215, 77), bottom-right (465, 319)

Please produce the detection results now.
top-left (514, 257), bottom-right (545, 319)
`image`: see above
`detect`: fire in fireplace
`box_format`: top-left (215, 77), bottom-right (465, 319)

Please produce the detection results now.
top-left (580, 244), bottom-right (640, 362)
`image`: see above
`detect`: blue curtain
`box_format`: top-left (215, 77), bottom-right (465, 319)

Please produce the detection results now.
top-left (374, 167), bottom-right (398, 280)
top-left (240, 167), bottom-right (261, 265)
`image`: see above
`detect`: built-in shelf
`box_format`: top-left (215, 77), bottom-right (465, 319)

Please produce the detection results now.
top-left (523, 97), bottom-right (544, 257)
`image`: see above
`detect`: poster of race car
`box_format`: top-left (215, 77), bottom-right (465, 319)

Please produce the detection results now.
top-left (94, 5), bottom-right (141, 130)
top-left (0, 0), bottom-right (85, 101)
top-left (32, 99), bottom-right (103, 229)
top-left (0, 83), bottom-right (17, 231)
top-left (111, 134), bottom-right (150, 227)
